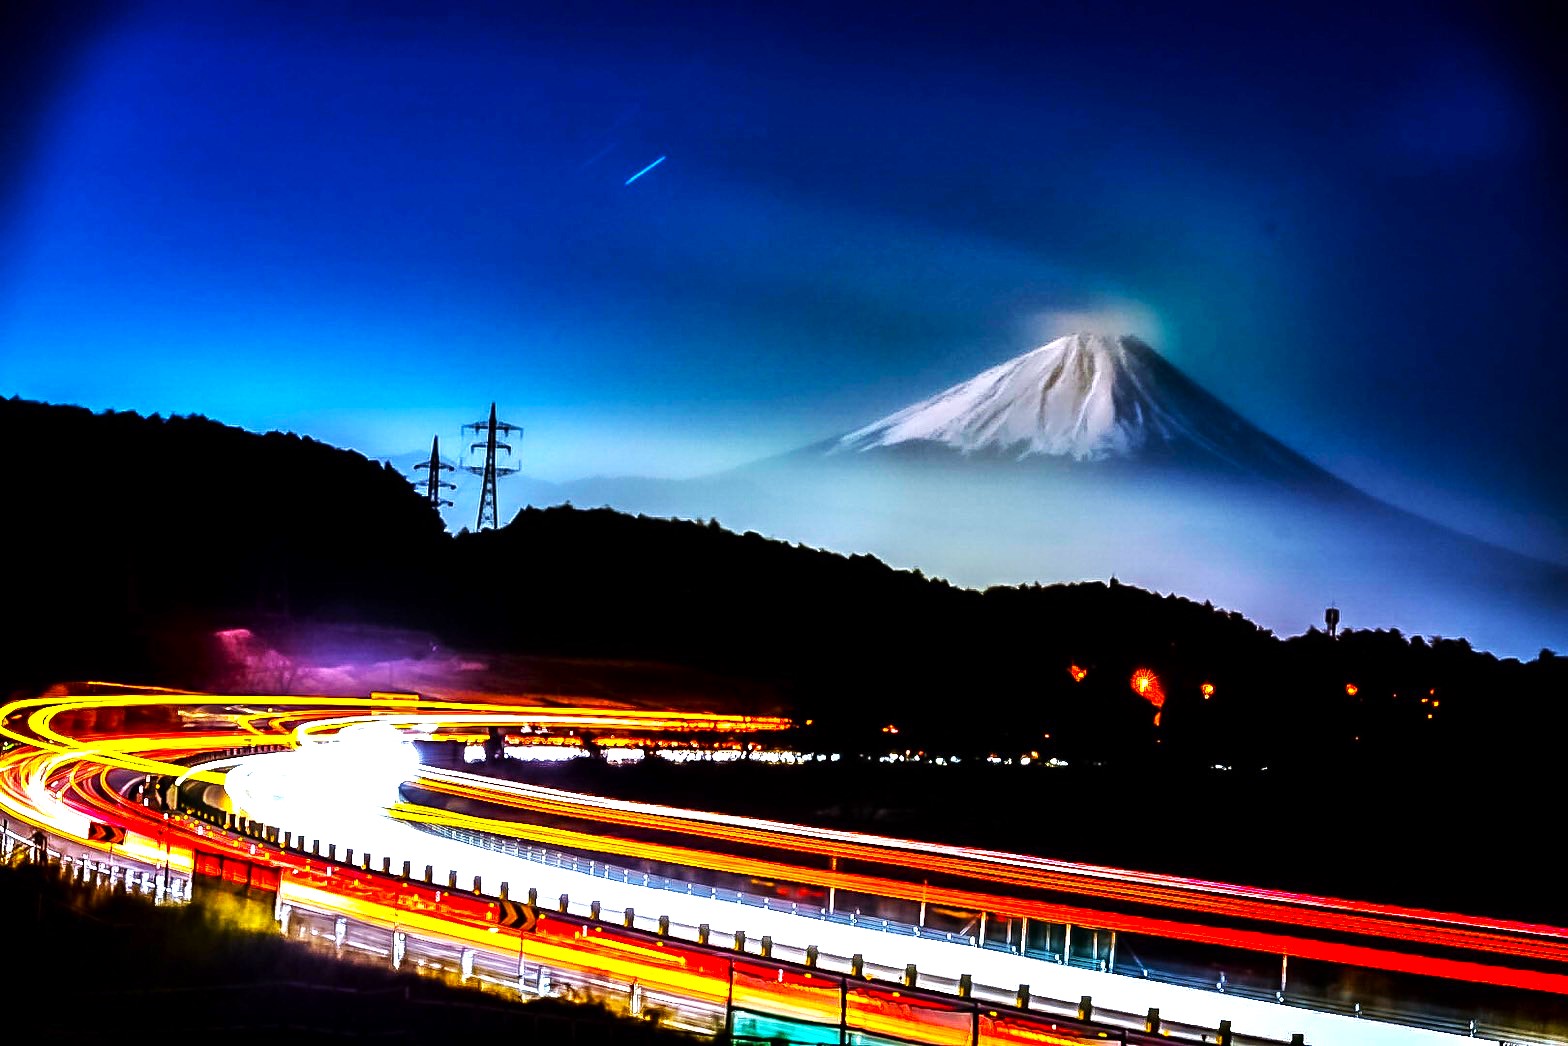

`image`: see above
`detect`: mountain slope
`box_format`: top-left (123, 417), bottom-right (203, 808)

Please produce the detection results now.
top-left (835, 332), bottom-right (1332, 485)
top-left (510, 336), bottom-right (1566, 657)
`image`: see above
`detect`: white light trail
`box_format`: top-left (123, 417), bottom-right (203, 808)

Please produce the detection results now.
top-left (224, 746), bottom-right (1478, 1046)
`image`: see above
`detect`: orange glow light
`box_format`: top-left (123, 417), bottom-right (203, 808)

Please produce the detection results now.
top-left (1345, 683), bottom-right (1359, 697)
top-left (1129, 669), bottom-right (1165, 725)
top-left (1068, 665), bottom-right (1087, 683)
top-left (1200, 682), bottom-right (1215, 699)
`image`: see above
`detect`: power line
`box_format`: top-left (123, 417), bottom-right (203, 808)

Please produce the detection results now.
top-left (461, 403), bottom-right (521, 531)
top-left (411, 435), bottom-right (456, 510)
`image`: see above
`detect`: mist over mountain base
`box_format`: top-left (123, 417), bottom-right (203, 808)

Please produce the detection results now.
top-left (512, 450), bottom-right (1567, 659)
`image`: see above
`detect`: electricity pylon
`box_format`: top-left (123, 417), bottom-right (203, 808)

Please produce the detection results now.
top-left (411, 435), bottom-right (456, 510)
top-left (461, 403), bottom-right (521, 531)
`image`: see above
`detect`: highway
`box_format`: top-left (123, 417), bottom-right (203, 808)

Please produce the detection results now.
top-left (399, 763), bottom-right (1568, 985)
top-left (0, 683), bottom-right (1560, 1046)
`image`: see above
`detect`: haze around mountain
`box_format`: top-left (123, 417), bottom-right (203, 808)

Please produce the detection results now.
top-left (403, 335), bottom-right (1568, 658)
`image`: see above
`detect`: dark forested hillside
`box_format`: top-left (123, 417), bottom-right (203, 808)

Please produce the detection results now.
top-left (450, 508), bottom-right (1568, 769)
top-left (0, 397), bottom-right (446, 691)
top-left (4, 397), bottom-right (1564, 772)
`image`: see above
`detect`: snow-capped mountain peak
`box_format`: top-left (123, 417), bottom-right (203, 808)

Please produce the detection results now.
top-left (837, 333), bottom-right (1202, 460)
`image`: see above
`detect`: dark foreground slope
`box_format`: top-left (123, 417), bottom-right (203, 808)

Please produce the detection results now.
top-left (0, 859), bottom-right (690, 1042)
top-left (0, 397), bottom-right (447, 693)
top-left (4, 397), bottom-right (1565, 775)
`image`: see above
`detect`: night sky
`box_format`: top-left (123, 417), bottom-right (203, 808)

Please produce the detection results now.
top-left (2, 1), bottom-right (1565, 564)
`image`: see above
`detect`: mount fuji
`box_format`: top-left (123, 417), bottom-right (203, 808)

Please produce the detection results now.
top-left (495, 334), bottom-right (1564, 657)
top-left (832, 333), bottom-right (1332, 484)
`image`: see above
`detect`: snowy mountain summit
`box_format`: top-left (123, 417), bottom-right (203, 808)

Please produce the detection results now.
top-left (839, 333), bottom-right (1196, 459)
top-left (835, 332), bottom-right (1322, 480)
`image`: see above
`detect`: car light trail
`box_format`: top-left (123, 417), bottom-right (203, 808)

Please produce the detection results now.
top-left (406, 765), bottom-right (1568, 963)
top-left (0, 684), bottom-right (1555, 1046)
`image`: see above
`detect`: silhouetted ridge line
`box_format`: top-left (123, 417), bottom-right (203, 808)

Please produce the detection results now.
top-left (3, 397), bottom-right (1563, 778)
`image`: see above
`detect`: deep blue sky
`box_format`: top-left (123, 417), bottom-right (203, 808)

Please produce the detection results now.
top-left (2, 1), bottom-right (1565, 562)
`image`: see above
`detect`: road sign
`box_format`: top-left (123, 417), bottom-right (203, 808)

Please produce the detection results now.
top-left (495, 898), bottom-right (538, 932)
top-left (88, 822), bottom-right (127, 845)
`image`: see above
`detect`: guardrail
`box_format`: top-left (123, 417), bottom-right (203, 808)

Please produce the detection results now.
top-left (421, 819), bottom-right (982, 947)
top-left (89, 762), bottom-right (1554, 1046)
top-left (176, 794), bottom-right (1316, 1046)
top-left (411, 820), bottom-right (1531, 1044)
top-left (1, 820), bottom-right (188, 903)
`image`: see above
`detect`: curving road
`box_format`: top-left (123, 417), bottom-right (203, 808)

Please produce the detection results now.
top-left (0, 684), bottom-right (1558, 1046)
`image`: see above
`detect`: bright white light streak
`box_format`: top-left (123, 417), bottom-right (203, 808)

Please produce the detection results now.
top-left (225, 748), bottom-right (1476, 1046)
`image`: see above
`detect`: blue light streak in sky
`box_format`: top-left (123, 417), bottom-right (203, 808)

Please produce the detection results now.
top-left (624, 155), bottom-right (666, 185)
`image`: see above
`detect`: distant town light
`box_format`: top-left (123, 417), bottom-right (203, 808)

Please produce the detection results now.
top-left (1345, 683), bottom-right (1359, 696)
top-left (1200, 682), bottom-right (1215, 698)
top-left (1069, 664), bottom-right (1088, 683)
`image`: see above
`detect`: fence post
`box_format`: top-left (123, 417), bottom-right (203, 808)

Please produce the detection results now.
top-left (1077, 996), bottom-right (1093, 1022)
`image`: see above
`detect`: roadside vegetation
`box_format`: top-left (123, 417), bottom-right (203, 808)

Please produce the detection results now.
top-left (0, 853), bottom-right (694, 1042)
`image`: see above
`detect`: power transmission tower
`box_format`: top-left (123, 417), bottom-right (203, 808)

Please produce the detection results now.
top-left (411, 435), bottom-right (456, 510)
top-left (461, 403), bottom-right (522, 531)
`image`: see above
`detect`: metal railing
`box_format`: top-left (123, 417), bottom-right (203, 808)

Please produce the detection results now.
top-left (408, 819), bottom-right (1561, 1046)
top-left (1, 821), bottom-right (189, 903)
